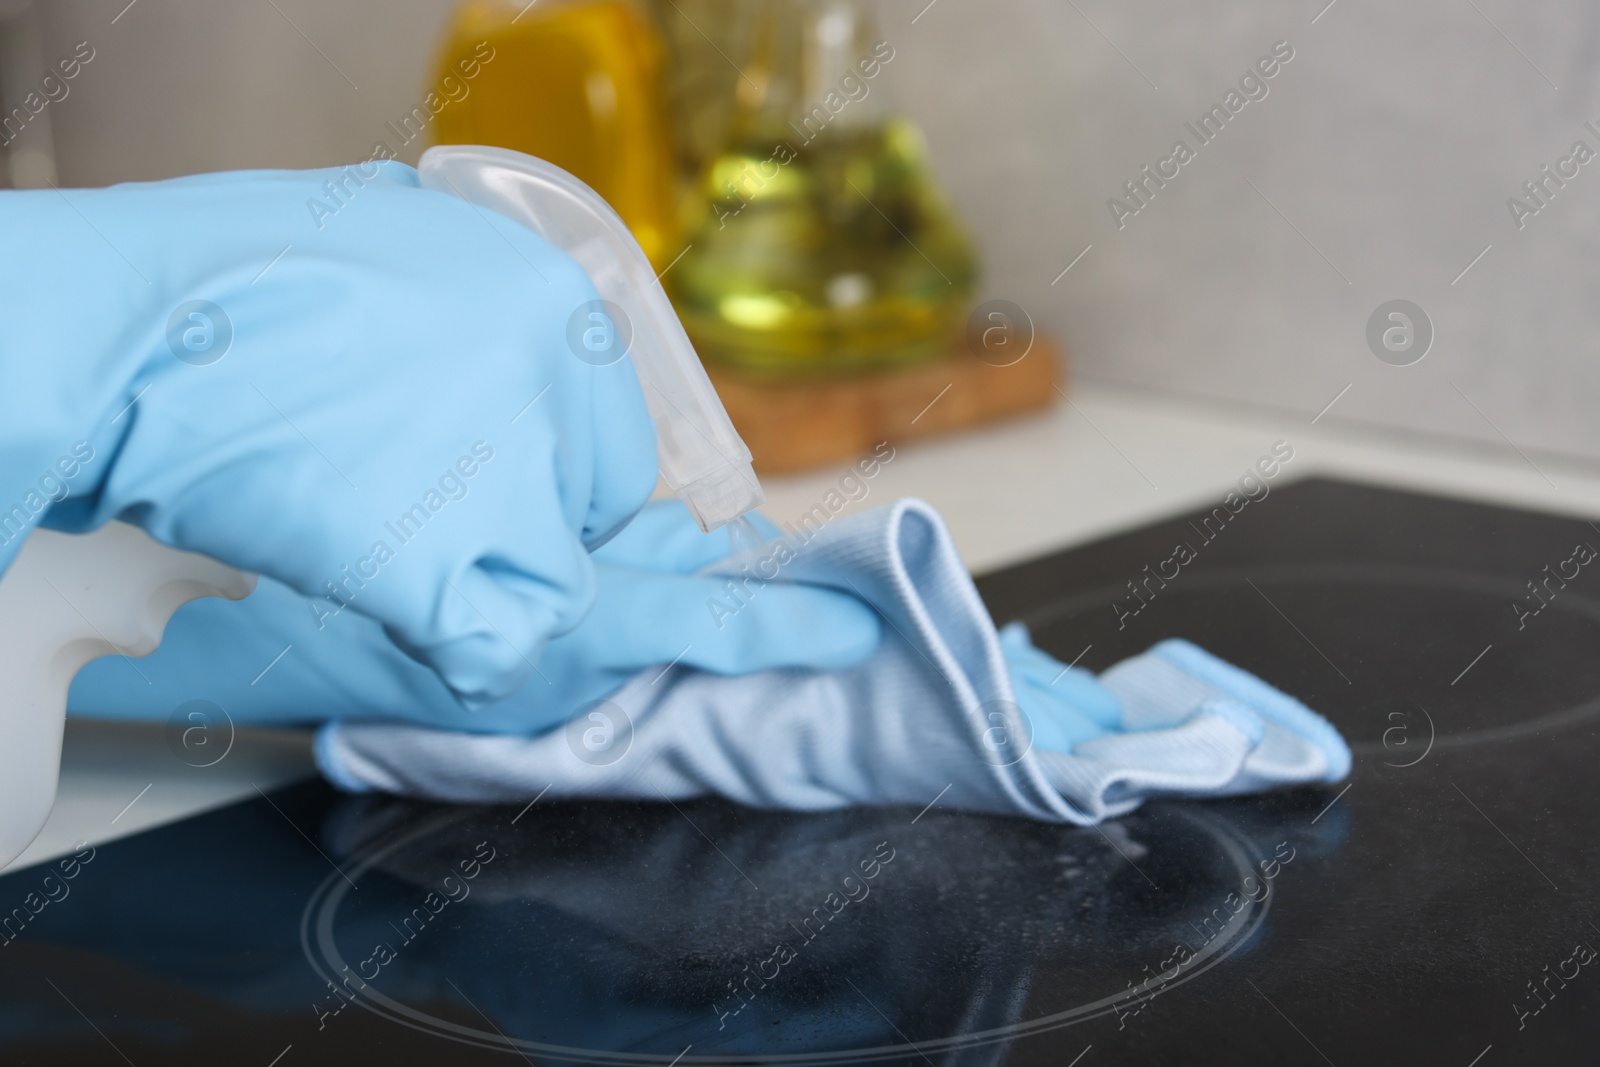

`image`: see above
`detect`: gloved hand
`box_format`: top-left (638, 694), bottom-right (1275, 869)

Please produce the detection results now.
top-left (67, 502), bottom-right (883, 734)
top-left (1, 161), bottom-right (656, 706)
top-left (315, 498), bottom-right (1350, 823)
top-left (1004, 624), bottom-right (1351, 809)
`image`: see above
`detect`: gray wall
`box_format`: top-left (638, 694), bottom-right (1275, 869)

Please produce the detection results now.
top-left (21, 0), bottom-right (1600, 464)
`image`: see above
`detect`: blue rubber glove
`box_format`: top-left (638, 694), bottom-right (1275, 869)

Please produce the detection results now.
top-left (0, 162), bottom-right (657, 705)
top-left (66, 502), bottom-right (883, 733)
top-left (1003, 623), bottom-right (1351, 802)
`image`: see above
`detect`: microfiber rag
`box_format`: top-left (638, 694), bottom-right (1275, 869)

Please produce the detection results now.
top-left (316, 499), bottom-right (1350, 823)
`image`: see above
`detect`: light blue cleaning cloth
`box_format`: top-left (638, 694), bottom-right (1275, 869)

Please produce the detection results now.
top-left (317, 499), bottom-right (1350, 823)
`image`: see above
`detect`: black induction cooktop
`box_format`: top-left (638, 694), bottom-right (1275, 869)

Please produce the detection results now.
top-left (4, 478), bottom-right (1599, 1065)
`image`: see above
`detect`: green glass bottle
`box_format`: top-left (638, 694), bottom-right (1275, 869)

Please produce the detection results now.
top-left (666, 0), bottom-right (976, 377)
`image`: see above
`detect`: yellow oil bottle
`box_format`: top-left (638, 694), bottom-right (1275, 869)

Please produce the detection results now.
top-left (428, 0), bottom-right (677, 268)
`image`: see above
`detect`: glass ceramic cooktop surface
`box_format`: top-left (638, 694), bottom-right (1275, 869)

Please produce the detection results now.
top-left (3, 479), bottom-right (1598, 1064)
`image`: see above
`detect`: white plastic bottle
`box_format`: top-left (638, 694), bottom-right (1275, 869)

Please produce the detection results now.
top-left (0, 523), bottom-right (254, 869)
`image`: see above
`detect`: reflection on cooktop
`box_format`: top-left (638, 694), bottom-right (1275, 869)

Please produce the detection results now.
top-left (4, 479), bottom-right (1600, 1064)
top-left (1, 785), bottom-right (1329, 1065)
top-left (299, 796), bottom-right (1315, 1060)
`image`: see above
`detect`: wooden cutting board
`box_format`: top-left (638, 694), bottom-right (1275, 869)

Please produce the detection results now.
top-left (706, 335), bottom-right (1063, 474)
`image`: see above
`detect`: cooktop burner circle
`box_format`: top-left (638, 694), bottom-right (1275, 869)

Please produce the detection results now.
top-left (299, 801), bottom-right (1283, 1062)
top-left (1014, 562), bottom-right (1600, 752)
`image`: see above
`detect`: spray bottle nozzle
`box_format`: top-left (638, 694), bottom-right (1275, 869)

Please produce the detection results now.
top-left (418, 145), bottom-right (764, 532)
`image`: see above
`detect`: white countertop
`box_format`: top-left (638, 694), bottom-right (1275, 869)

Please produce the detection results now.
top-left (761, 381), bottom-right (1600, 574)
top-left (12, 381), bottom-right (1600, 874)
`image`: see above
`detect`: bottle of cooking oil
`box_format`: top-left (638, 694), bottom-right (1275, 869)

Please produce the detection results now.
top-left (429, 0), bottom-right (676, 268)
top-left (666, 0), bottom-right (976, 376)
